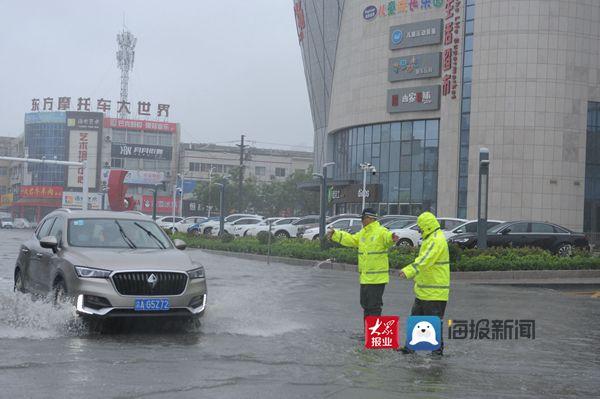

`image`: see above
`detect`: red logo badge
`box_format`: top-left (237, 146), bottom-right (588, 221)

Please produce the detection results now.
top-left (364, 316), bottom-right (399, 349)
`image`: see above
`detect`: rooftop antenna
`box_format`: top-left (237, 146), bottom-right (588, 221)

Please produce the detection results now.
top-left (116, 18), bottom-right (136, 118)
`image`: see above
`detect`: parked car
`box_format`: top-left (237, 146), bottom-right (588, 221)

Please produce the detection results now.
top-left (172, 216), bottom-right (208, 233)
top-left (200, 214), bottom-right (263, 235)
top-left (444, 219), bottom-right (504, 239)
top-left (13, 209), bottom-right (206, 319)
top-left (245, 217), bottom-right (300, 237)
top-left (156, 216), bottom-right (184, 230)
top-left (389, 217), bottom-right (467, 247)
top-left (187, 217), bottom-right (220, 235)
top-left (13, 218), bottom-right (33, 229)
top-left (378, 214), bottom-right (417, 227)
top-left (301, 218), bottom-right (362, 240)
top-left (448, 221), bottom-right (590, 256)
top-left (213, 217), bottom-right (264, 236)
top-left (1, 217), bottom-right (15, 229)
top-left (270, 215), bottom-right (320, 238)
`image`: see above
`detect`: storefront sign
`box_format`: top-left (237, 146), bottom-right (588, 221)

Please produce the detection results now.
top-left (101, 168), bottom-right (165, 186)
top-left (0, 193), bottom-right (13, 207)
top-left (330, 184), bottom-right (381, 204)
top-left (103, 118), bottom-right (177, 133)
top-left (389, 19), bottom-right (443, 50)
top-left (442, 0), bottom-right (462, 99)
top-left (363, 0), bottom-right (444, 21)
top-left (67, 112), bottom-right (101, 189)
top-left (111, 143), bottom-right (172, 160)
top-left (19, 186), bottom-right (63, 199)
top-left (62, 191), bottom-right (102, 210)
top-left (387, 85), bottom-right (441, 113)
top-left (389, 52), bottom-right (441, 82)
top-left (141, 195), bottom-right (179, 214)
top-left (30, 97), bottom-right (170, 117)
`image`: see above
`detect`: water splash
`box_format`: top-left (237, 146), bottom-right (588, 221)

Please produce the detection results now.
top-left (0, 290), bottom-right (87, 339)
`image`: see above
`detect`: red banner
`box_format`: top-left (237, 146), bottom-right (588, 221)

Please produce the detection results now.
top-left (19, 186), bottom-right (63, 199)
top-left (141, 195), bottom-right (179, 214)
top-left (103, 118), bottom-right (177, 133)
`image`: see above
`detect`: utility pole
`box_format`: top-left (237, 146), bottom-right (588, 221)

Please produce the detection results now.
top-left (237, 134), bottom-right (246, 211)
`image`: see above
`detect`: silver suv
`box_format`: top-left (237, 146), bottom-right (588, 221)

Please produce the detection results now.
top-left (13, 209), bottom-right (206, 319)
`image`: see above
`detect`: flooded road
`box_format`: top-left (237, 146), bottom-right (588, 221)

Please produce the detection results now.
top-left (0, 229), bottom-right (598, 398)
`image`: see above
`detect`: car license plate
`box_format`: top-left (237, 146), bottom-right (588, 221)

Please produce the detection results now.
top-left (134, 298), bottom-right (170, 311)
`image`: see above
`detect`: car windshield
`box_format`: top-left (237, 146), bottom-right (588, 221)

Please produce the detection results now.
top-left (68, 218), bottom-right (172, 249)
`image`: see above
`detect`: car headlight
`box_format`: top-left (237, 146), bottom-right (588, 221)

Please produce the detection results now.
top-left (74, 266), bottom-right (111, 278)
top-left (187, 266), bottom-right (205, 279)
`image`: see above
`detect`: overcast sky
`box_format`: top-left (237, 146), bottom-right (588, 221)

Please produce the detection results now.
top-left (0, 0), bottom-right (314, 151)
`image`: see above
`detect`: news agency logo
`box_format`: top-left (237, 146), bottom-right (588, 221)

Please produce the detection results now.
top-left (391, 29), bottom-right (404, 45)
top-left (363, 5), bottom-right (377, 20)
top-left (405, 316), bottom-right (441, 351)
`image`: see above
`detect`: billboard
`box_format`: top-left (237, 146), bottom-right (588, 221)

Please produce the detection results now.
top-left (387, 85), bottom-right (441, 113)
top-left (62, 191), bottom-right (102, 210)
top-left (103, 118), bottom-right (177, 133)
top-left (389, 19), bottom-right (443, 50)
top-left (111, 143), bottom-right (172, 160)
top-left (24, 112), bottom-right (66, 124)
top-left (101, 168), bottom-right (165, 186)
top-left (19, 185), bottom-right (63, 199)
top-left (141, 195), bottom-right (179, 214)
top-left (66, 112), bottom-right (102, 189)
top-left (388, 53), bottom-right (441, 82)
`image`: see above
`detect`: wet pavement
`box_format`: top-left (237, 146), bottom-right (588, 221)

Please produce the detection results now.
top-left (0, 229), bottom-right (598, 398)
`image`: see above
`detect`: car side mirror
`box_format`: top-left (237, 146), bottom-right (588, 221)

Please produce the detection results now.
top-left (501, 229), bottom-right (510, 235)
top-left (40, 236), bottom-right (59, 253)
top-left (173, 238), bottom-right (187, 250)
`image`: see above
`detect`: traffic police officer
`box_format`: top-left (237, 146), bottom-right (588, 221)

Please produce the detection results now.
top-left (399, 211), bottom-right (450, 354)
top-left (327, 208), bottom-right (398, 318)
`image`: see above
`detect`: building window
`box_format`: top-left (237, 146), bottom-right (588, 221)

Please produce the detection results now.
top-left (111, 158), bottom-right (124, 168)
top-left (200, 163), bottom-right (212, 172)
top-left (128, 132), bottom-right (142, 144)
top-left (275, 168), bottom-right (286, 177)
top-left (112, 131), bottom-right (126, 143)
top-left (24, 122), bottom-right (67, 186)
top-left (255, 166), bottom-right (266, 176)
top-left (457, 0), bottom-right (475, 219)
top-left (158, 133), bottom-right (171, 146)
top-left (190, 162), bottom-right (201, 172)
top-left (584, 101), bottom-right (600, 232)
top-left (332, 119), bottom-right (439, 216)
top-left (144, 133), bottom-right (158, 145)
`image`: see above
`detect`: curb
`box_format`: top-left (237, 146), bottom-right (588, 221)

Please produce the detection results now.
top-left (195, 248), bottom-right (600, 284)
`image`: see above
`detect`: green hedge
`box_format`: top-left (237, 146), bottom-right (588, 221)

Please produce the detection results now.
top-left (175, 234), bottom-right (600, 271)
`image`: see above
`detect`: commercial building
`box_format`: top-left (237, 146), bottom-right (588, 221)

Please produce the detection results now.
top-left (179, 143), bottom-right (313, 183)
top-left (0, 136), bottom-right (19, 211)
top-left (14, 111), bottom-right (182, 220)
top-left (295, 0), bottom-right (600, 231)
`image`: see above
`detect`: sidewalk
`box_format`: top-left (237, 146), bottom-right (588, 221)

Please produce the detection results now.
top-left (198, 248), bottom-right (600, 288)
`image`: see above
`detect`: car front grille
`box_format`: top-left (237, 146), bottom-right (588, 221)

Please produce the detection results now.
top-left (112, 272), bottom-right (188, 296)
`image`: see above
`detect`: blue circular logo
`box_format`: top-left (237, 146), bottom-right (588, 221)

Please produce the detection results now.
top-left (363, 5), bottom-right (377, 21)
top-left (391, 29), bottom-right (403, 45)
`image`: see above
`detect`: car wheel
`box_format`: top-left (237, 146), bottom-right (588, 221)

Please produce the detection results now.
top-left (397, 238), bottom-right (414, 247)
top-left (204, 227), bottom-right (213, 235)
top-left (312, 235), bottom-right (319, 240)
top-left (53, 280), bottom-right (72, 306)
top-left (14, 268), bottom-right (25, 293)
top-left (556, 243), bottom-right (573, 257)
top-left (275, 230), bottom-right (290, 238)
top-left (243, 231), bottom-right (248, 237)
top-left (191, 229), bottom-right (201, 236)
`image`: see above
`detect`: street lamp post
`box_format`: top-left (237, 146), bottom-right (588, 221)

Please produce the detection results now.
top-left (214, 182), bottom-right (225, 236)
top-left (359, 162), bottom-right (377, 211)
top-left (313, 162), bottom-right (335, 250)
top-left (477, 148), bottom-right (490, 249)
top-left (207, 166), bottom-right (215, 217)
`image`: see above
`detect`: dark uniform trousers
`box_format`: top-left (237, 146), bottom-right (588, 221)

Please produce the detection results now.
top-left (360, 283), bottom-right (386, 318)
